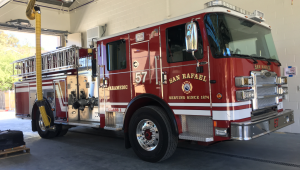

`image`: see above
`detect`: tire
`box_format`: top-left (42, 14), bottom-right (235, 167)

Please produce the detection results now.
top-left (55, 124), bottom-right (68, 137)
top-left (128, 106), bottom-right (178, 162)
top-left (35, 108), bottom-right (57, 139)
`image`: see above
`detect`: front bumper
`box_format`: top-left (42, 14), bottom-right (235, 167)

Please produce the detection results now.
top-left (231, 110), bottom-right (294, 140)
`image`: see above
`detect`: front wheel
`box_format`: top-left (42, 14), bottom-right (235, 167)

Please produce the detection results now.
top-left (128, 106), bottom-right (178, 162)
top-left (35, 109), bottom-right (57, 139)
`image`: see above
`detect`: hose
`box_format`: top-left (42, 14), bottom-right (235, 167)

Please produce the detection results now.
top-left (26, 0), bottom-right (50, 127)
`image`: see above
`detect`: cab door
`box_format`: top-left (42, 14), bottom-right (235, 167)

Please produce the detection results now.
top-left (130, 28), bottom-right (161, 98)
top-left (160, 20), bottom-right (211, 113)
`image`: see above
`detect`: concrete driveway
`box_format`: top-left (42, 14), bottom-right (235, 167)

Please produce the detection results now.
top-left (1, 111), bottom-right (300, 170)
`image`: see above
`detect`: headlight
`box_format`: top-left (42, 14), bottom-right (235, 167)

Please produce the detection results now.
top-left (278, 87), bottom-right (288, 94)
top-left (277, 77), bottom-right (287, 85)
top-left (236, 90), bottom-right (254, 101)
top-left (235, 76), bottom-right (253, 87)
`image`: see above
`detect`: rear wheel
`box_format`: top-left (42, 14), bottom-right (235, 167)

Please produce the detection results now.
top-left (129, 106), bottom-right (178, 162)
top-left (55, 124), bottom-right (68, 137)
top-left (35, 109), bottom-right (57, 139)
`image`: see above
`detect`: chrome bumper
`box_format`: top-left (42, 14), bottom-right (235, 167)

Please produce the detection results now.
top-left (231, 110), bottom-right (294, 140)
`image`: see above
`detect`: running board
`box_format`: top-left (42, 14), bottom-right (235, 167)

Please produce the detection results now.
top-left (104, 126), bottom-right (122, 131)
top-left (55, 120), bottom-right (100, 128)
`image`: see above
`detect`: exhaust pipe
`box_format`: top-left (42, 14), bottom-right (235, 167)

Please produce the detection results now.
top-left (26, 0), bottom-right (51, 128)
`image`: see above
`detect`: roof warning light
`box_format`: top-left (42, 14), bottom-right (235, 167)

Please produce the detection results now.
top-left (204, 0), bottom-right (265, 22)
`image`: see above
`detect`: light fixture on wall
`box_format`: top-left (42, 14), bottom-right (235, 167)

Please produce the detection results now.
top-left (61, 0), bottom-right (74, 3)
top-left (0, 0), bottom-right (11, 8)
top-left (6, 19), bottom-right (32, 27)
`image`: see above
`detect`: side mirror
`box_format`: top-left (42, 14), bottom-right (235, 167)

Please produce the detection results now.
top-left (185, 21), bottom-right (198, 52)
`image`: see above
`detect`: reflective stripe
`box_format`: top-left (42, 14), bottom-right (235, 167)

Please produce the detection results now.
top-left (106, 102), bottom-right (129, 106)
top-left (55, 85), bottom-right (67, 112)
top-left (169, 103), bottom-right (210, 107)
top-left (173, 109), bottom-right (211, 116)
top-left (29, 86), bottom-right (53, 91)
top-left (169, 101), bottom-right (251, 107)
top-left (16, 88), bottom-right (28, 93)
top-left (212, 108), bottom-right (251, 121)
top-left (212, 101), bottom-right (251, 107)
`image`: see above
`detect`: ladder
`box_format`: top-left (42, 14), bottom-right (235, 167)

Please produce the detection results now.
top-left (12, 46), bottom-right (82, 79)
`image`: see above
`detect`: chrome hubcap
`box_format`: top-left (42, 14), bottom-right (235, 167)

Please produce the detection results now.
top-left (136, 119), bottom-right (159, 151)
top-left (39, 114), bottom-right (46, 132)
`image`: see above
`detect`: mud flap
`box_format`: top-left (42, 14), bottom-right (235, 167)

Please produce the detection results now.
top-left (32, 120), bottom-right (37, 132)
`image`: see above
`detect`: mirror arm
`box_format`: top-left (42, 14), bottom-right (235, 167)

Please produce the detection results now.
top-left (191, 51), bottom-right (199, 66)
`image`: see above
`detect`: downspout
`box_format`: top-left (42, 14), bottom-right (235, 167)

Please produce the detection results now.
top-left (26, 0), bottom-right (51, 128)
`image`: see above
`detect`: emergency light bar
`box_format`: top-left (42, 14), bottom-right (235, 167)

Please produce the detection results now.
top-left (204, 0), bottom-right (265, 22)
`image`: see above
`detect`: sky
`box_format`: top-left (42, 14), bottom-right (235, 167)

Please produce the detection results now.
top-left (3, 30), bottom-right (60, 51)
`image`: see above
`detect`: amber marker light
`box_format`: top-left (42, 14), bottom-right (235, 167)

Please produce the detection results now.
top-left (227, 10), bottom-right (231, 12)
top-left (214, 121), bottom-right (217, 127)
top-left (217, 93), bottom-right (222, 99)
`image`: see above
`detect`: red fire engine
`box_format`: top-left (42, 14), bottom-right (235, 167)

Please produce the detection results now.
top-left (12, 1), bottom-right (294, 162)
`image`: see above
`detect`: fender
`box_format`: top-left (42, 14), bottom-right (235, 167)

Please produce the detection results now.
top-left (123, 94), bottom-right (178, 148)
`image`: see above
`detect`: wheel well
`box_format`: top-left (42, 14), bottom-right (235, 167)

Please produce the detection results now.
top-left (123, 94), bottom-right (178, 136)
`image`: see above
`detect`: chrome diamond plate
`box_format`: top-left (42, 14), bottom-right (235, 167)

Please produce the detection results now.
top-left (257, 86), bottom-right (277, 96)
top-left (179, 115), bottom-right (213, 142)
top-left (257, 97), bottom-right (277, 109)
top-left (251, 70), bottom-right (279, 111)
top-left (256, 76), bottom-right (276, 85)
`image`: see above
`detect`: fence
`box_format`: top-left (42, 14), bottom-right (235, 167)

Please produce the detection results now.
top-left (0, 90), bottom-right (15, 111)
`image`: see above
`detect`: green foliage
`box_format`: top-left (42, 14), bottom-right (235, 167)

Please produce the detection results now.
top-left (0, 31), bottom-right (36, 91)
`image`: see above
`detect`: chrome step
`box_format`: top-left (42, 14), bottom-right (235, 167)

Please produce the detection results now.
top-left (179, 132), bottom-right (213, 142)
top-left (56, 120), bottom-right (100, 128)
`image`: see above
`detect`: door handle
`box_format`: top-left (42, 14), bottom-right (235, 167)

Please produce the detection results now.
top-left (155, 56), bottom-right (158, 85)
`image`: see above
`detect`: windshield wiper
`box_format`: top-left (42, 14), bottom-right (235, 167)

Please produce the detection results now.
top-left (250, 56), bottom-right (272, 65)
top-left (231, 54), bottom-right (258, 64)
top-left (265, 58), bottom-right (281, 66)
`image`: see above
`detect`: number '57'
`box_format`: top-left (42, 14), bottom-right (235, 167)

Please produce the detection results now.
top-left (135, 72), bottom-right (147, 84)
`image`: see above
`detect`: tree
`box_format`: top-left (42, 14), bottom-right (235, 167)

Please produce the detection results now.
top-left (0, 31), bottom-right (36, 91)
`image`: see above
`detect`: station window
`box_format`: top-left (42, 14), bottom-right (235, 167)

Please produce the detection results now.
top-left (106, 40), bottom-right (126, 71)
top-left (166, 23), bottom-right (203, 63)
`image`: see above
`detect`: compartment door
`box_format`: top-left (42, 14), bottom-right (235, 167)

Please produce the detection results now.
top-left (54, 79), bottom-right (68, 119)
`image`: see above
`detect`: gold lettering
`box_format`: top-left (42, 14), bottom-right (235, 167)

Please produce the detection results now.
top-left (194, 74), bottom-right (198, 79)
top-left (169, 78), bottom-right (173, 84)
top-left (108, 85), bottom-right (128, 90)
top-left (187, 96), bottom-right (199, 100)
top-left (199, 75), bottom-right (203, 81)
top-left (176, 75), bottom-right (180, 81)
top-left (182, 74), bottom-right (186, 79)
top-left (201, 95), bottom-right (209, 99)
top-left (203, 76), bottom-right (207, 82)
top-left (191, 73), bottom-right (195, 79)
top-left (187, 73), bottom-right (191, 79)
top-left (173, 77), bottom-right (176, 83)
top-left (169, 96), bottom-right (186, 100)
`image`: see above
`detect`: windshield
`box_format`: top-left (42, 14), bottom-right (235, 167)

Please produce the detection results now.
top-left (204, 13), bottom-right (279, 60)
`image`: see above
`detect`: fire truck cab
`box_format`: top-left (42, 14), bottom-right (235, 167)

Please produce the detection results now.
top-left (12, 1), bottom-right (294, 162)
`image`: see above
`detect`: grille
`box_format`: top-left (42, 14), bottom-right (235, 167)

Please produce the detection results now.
top-left (251, 71), bottom-right (278, 111)
top-left (257, 98), bottom-right (277, 109)
top-left (256, 86), bottom-right (277, 96)
top-left (179, 115), bottom-right (213, 142)
top-left (256, 76), bottom-right (276, 85)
